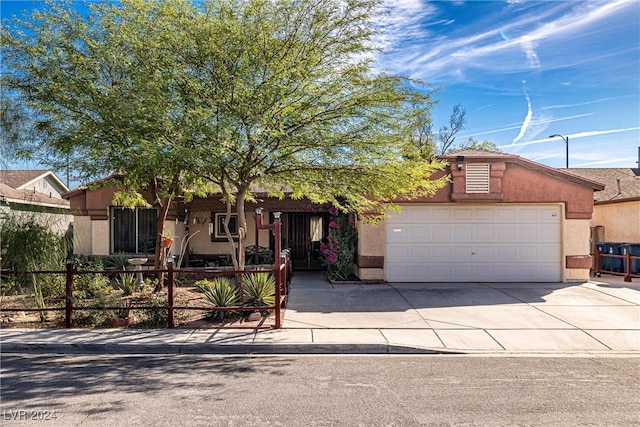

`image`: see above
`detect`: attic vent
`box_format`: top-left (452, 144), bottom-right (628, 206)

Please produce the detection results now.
top-left (466, 163), bottom-right (490, 193)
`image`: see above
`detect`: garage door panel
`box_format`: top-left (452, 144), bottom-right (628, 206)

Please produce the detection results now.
top-left (431, 208), bottom-right (452, 221)
top-left (432, 227), bottom-right (452, 241)
top-left (387, 227), bottom-right (407, 243)
top-left (475, 227), bottom-right (495, 241)
top-left (497, 247), bottom-right (518, 262)
top-left (387, 246), bottom-right (409, 261)
top-left (473, 246), bottom-right (496, 261)
top-left (476, 208), bottom-right (495, 220)
top-left (386, 205), bottom-right (562, 282)
top-left (453, 208), bottom-right (473, 221)
top-left (407, 246), bottom-right (428, 262)
top-left (540, 224), bottom-right (561, 241)
top-left (452, 245), bottom-right (473, 261)
top-left (430, 245), bottom-right (453, 261)
top-left (454, 226), bottom-right (473, 241)
top-left (496, 208), bottom-right (517, 221)
top-left (408, 226), bottom-right (430, 242)
top-left (497, 226), bottom-right (518, 242)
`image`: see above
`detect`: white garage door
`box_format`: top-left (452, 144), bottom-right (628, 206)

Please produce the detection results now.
top-left (386, 204), bottom-right (562, 282)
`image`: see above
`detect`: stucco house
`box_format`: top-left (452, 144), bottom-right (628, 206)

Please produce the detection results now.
top-left (64, 150), bottom-right (604, 282)
top-left (63, 176), bottom-right (330, 269)
top-left (564, 166), bottom-right (640, 243)
top-left (0, 170), bottom-right (71, 234)
top-left (355, 150), bottom-right (604, 283)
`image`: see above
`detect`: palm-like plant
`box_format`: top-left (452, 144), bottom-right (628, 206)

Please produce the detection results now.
top-left (196, 277), bottom-right (238, 320)
top-left (242, 273), bottom-right (275, 308)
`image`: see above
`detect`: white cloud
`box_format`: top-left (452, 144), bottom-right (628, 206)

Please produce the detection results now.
top-left (377, 0), bottom-right (636, 82)
top-left (541, 95), bottom-right (638, 110)
top-left (499, 126), bottom-right (640, 149)
top-left (520, 39), bottom-right (540, 68)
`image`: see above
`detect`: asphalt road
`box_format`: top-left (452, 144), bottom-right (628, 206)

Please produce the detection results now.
top-left (1, 354), bottom-right (638, 426)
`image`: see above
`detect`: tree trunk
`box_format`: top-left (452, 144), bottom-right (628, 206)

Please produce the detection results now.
top-left (153, 196), bottom-right (173, 292)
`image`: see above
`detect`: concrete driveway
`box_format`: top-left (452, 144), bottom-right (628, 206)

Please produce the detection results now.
top-left (283, 272), bottom-right (640, 353)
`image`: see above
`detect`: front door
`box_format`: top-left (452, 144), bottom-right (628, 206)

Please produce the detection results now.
top-left (284, 212), bottom-right (326, 270)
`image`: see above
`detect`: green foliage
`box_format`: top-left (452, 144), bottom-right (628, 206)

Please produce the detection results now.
top-left (321, 210), bottom-right (358, 281)
top-left (140, 296), bottom-right (168, 328)
top-left (115, 273), bottom-right (137, 296)
top-left (0, 212), bottom-right (67, 294)
top-left (242, 273), bottom-right (275, 308)
top-left (74, 292), bottom-right (121, 327)
top-left (195, 277), bottom-right (238, 320)
top-left (35, 273), bottom-right (65, 299)
top-left (1, 0), bottom-right (450, 272)
top-left (74, 259), bottom-right (111, 300)
top-left (105, 252), bottom-right (131, 272)
top-left (456, 137), bottom-right (501, 153)
top-left (0, 276), bottom-right (19, 296)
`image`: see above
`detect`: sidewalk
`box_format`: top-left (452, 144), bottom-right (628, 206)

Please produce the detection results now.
top-left (1, 273), bottom-right (638, 355)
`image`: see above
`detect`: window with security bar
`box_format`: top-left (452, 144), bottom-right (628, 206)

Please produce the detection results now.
top-left (465, 163), bottom-right (490, 193)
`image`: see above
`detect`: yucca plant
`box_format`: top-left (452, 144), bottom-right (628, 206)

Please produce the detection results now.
top-left (196, 277), bottom-right (238, 320)
top-left (242, 273), bottom-right (275, 308)
top-left (116, 273), bottom-right (137, 296)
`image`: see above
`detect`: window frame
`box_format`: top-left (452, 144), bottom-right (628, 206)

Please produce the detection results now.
top-left (110, 206), bottom-right (158, 255)
top-left (211, 213), bottom-right (239, 241)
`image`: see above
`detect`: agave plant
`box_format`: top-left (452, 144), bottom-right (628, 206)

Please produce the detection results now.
top-left (242, 273), bottom-right (275, 308)
top-left (116, 273), bottom-right (137, 296)
top-left (196, 277), bottom-right (238, 320)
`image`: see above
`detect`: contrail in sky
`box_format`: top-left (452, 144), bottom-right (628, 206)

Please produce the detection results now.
top-left (512, 80), bottom-right (532, 145)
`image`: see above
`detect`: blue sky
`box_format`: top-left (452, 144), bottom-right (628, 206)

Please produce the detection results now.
top-left (2, 0), bottom-right (639, 182)
top-left (377, 0), bottom-right (640, 168)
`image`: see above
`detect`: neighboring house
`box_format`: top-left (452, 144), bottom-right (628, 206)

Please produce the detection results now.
top-left (564, 167), bottom-right (640, 243)
top-left (65, 150), bottom-right (604, 282)
top-left (0, 170), bottom-right (71, 234)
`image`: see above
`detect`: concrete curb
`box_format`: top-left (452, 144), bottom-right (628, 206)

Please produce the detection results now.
top-left (0, 342), bottom-right (459, 355)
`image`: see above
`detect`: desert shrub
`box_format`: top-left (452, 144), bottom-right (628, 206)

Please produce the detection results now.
top-left (139, 296), bottom-right (168, 328)
top-left (195, 277), bottom-right (237, 320)
top-left (36, 273), bottom-right (65, 299)
top-left (115, 273), bottom-right (137, 296)
top-left (0, 276), bottom-right (19, 295)
top-left (242, 273), bottom-right (275, 308)
top-left (105, 252), bottom-right (130, 274)
top-left (0, 212), bottom-right (67, 292)
top-left (73, 292), bottom-right (121, 326)
top-left (75, 259), bottom-right (111, 300)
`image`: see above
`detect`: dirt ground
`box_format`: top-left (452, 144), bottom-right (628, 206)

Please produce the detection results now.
top-left (0, 284), bottom-right (276, 329)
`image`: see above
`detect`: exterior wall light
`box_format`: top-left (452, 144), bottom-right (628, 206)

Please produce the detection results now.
top-left (457, 156), bottom-right (465, 171)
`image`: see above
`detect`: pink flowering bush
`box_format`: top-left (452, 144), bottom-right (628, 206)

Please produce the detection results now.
top-left (320, 210), bottom-right (358, 281)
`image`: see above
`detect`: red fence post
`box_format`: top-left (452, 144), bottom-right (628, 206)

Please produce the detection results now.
top-left (256, 208), bottom-right (283, 329)
top-left (273, 212), bottom-right (282, 329)
top-left (624, 251), bottom-right (632, 282)
top-left (167, 258), bottom-right (175, 328)
top-left (64, 258), bottom-right (74, 328)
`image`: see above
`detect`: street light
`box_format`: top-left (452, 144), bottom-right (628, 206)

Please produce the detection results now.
top-left (549, 134), bottom-right (569, 168)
